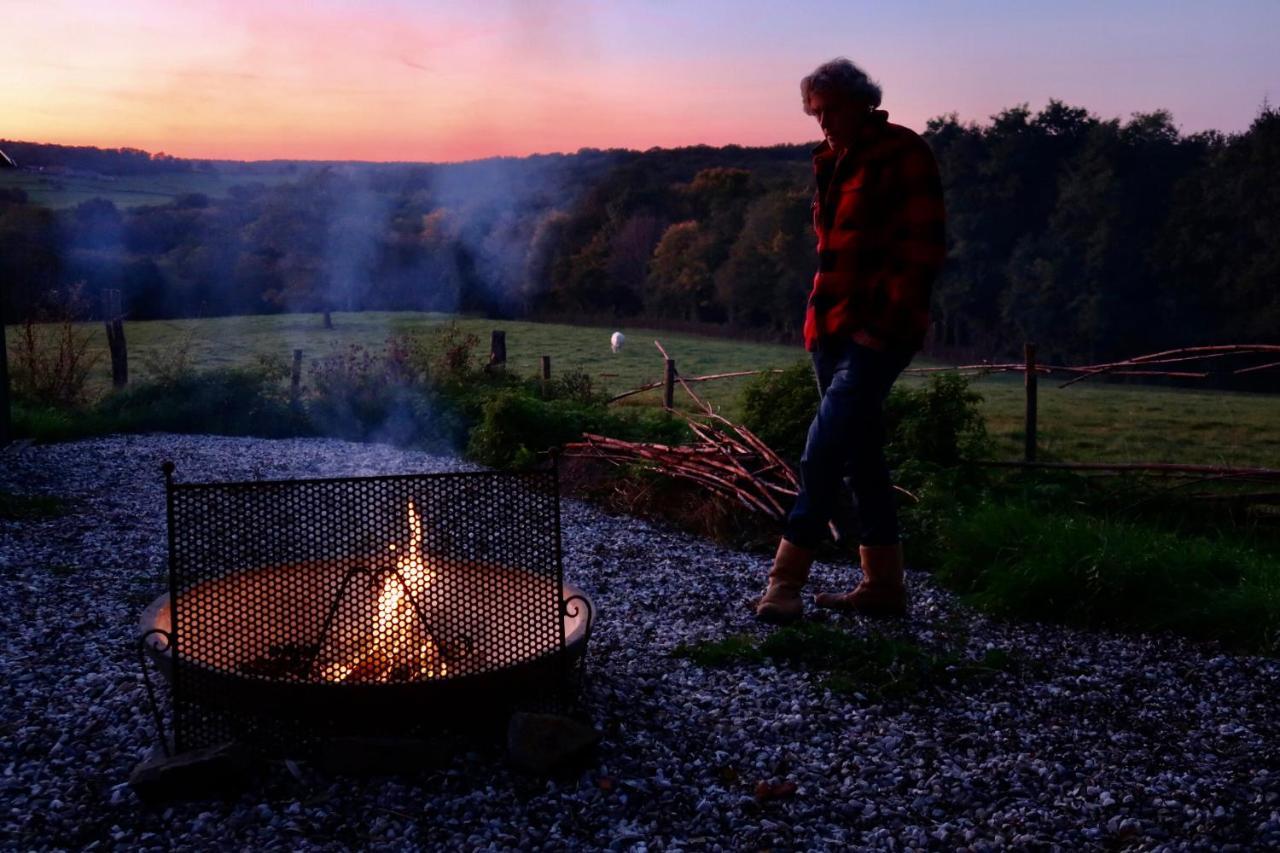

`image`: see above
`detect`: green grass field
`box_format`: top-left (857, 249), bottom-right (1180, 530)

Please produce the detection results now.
top-left (6, 311), bottom-right (1278, 467)
top-left (0, 170), bottom-right (297, 209)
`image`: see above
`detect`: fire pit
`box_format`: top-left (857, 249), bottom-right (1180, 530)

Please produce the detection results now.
top-left (138, 462), bottom-right (592, 755)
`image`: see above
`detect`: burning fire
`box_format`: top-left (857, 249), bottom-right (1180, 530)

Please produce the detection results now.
top-left (318, 499), bottom-right (448, 683)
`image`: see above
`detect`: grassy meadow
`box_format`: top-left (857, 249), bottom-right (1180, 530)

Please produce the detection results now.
top-left (5, 311), bottom-right (1278, 468)
top-left (0, 169), bottom-right (297, 209)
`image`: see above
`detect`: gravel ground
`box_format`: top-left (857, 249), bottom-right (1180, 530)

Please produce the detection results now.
top-left (1, 434), bottom-right (1277, 851)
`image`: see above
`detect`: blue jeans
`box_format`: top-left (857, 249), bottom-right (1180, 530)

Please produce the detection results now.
top-left (783, 341), bottom-right (912, 549)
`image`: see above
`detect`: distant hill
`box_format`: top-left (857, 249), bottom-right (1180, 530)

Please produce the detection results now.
top-left (0, 138), bottom-right (813, 177)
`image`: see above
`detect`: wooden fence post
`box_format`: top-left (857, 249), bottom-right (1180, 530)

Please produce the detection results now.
top-left (103, 289), bottom-right (127, 389)
top-left (1024, 342), bottom-right (1038, 462)
top-left (0, 285), bottom-right (9, 446)
top-left (663, 358), bottom-right (676, 409)
top-left (489, 330), bottom-right (506, 370)
top-left (538, 355), bottom-right (552, 398)
top-left (291, 349), bottom-right (303, 402)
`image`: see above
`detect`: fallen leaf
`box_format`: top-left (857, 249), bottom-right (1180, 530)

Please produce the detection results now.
top-left (753, 780), bottom-right (798, 802)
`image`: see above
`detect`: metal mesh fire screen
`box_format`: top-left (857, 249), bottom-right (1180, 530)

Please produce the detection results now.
top-left (155, 462), bottom-right (585, 755)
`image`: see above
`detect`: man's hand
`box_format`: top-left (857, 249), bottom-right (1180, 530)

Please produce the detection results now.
top-left (853, 328), bottom-right (888, 351)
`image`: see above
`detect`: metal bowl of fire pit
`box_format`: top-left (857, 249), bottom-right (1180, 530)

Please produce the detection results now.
top-left (138, 464), bottom-right (593, 748)
top-left (138, 560), bottom-right (591, 726)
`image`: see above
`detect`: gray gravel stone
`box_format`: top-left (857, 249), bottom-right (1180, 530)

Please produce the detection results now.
top-left (1, 435), bottom-right (1278, 850)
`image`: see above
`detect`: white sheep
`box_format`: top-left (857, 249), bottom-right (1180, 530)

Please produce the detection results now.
top-left (610, 331), bottom-right (625, 353)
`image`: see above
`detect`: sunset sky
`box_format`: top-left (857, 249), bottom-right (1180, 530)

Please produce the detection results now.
top-left (5, 0), bottom-right (1277, 163)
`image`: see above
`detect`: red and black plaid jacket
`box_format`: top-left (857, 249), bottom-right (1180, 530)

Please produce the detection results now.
top-left (804, 110), bottom-right (946, 353)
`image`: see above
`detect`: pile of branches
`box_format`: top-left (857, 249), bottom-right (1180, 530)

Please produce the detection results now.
top-left (564, 342), bottom-right (800, 520)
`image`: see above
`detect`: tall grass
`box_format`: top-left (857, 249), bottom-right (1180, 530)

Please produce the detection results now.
top-left (936, 503), bottom-right (1280, 653)
top-left (7, 312), bottom-right (1275, 467)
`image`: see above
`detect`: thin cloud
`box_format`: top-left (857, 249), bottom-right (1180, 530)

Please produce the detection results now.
top-left (400, 56), bottom-right (433, 73)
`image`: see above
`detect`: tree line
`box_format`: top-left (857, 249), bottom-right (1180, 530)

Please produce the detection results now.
top-left (2, 100), bottom-right (1276, 369)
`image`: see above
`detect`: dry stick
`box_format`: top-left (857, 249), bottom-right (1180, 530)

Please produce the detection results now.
top-left (1121, 343), bottom-right (1280, 361)
top-left (571, 408), bottom-right (796, 516)
top-left (909, 346), bottom-right (1280, 387)
top-left (606, 381), bottom-right (665, 404)
top-left (978, 460), bottom-right (1280, 480)
top-left (697, 435), bottom-right (787, 515)
top-left (905, 363), bottom-right (1030, 374)
top-left (1059, 344), bottom-right (1280, 388)
top-left (664, 417), bottom-right (788, 516)
top-left (608, 348), bottom-right (1260, 403)
top-left (1087, 351), bottom-right (1241, 368)
top-left (654, 339), bottom-right (715, 415)
top-left (580, 339), bottom-right (927, 520)
top-left (1235, 359), bottom-right (1280, 376)
top-left (1184, 492), bottom-right (1280, 503)
top-left (586, 435), bottom-right (762, 481)
top-left (605, 370), bottom-right (785, 405)
top-left (712, 417), bottom-right (801, 491)
top-left (669, 376), bottom-right (797, 511)
top-left (908, 363), bottom-right (1213, 379)
top-left (566, 442), bottom-right (781, 516)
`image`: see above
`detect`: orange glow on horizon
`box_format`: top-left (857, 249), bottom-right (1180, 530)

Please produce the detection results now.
top-left (5, 0), bottom-right (1272, 163)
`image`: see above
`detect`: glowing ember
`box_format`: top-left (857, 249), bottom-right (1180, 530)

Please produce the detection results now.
top-left (319, 500), bottom-right (448, 683)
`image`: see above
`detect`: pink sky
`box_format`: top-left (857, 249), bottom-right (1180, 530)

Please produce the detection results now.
top-left (5, 0), bottom-right (1277, 162)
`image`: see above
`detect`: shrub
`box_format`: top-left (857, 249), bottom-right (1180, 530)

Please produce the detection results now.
top-left (139, 324), bottom-right (201, 386)
top-left (7, 286), bottom-right (102, 408)
top-left (304, 342), bottom-right (467, 449)
top-left (741, 363), bottom-right (990, 471)
top-left (740, 365), bottom-right (992, 561)
top-left (739, 360), bottom-right (818, 463)
top-left (542, 368), bottom-right (605, 406)
top-left (884, 372), bottom-right (991, 470)
top-left (467, 389), bottom-right (688, 469)
top-left (408, 321), bottom-right (483, 387)
top-left (96, 366), bottom-right (301, 437)
top-left (935, 503), bottom-right (1280, 653)
top-left (11, 402), bottom-right (89, 442)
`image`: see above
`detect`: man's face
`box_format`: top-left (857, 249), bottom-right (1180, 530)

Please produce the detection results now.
top-left (807, 90), bottom-right (867, 152)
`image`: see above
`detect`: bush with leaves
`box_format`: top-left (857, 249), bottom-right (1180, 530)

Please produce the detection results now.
top-left (741, 364), bottom-right (992, 563)
top-left (741, 363), bottom-right (991, 473)
top-left (739, 360), bottom-right (818, 464)
top-left (885, 372), bottom-right (991, 471)
top-left (7, 285), bottom-right (102, 408)
top-left (304, 341), bottom-right (465, 448)
top-left (468, 389), bottom-right (689, 469)
top-left (95, 362), bottom-right (301, 437)
top-left (415, 321), bottom-right (483, 387)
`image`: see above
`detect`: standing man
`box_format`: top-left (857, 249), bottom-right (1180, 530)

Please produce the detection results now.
top-left (756, 58), bottom-right (946, 623)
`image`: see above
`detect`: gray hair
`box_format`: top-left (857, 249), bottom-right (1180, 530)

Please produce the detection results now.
top-left (801, 58), bottom-right (882, 114)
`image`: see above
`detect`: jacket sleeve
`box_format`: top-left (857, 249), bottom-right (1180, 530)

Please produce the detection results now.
top-left (865, 137), bottom-right (946, 350)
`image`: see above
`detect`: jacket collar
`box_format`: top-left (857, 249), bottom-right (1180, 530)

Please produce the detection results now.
top-left (812, 109), bottom-right (890, 163)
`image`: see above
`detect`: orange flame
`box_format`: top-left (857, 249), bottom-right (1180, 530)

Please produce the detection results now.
top-left (319, 499), bottom-right (447, 682)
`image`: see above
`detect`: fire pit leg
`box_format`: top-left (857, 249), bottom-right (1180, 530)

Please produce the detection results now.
top-left (559, 594), bottom-right (595, 709)
top-left (136, 629), bottom-right (173, 757)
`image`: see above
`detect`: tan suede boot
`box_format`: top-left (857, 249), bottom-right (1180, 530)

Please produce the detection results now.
top-left (754, 539), bottom-right (815, 624)
top-left (814, 543), bottom-right (907, 617)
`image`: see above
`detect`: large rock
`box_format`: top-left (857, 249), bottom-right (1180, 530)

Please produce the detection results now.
top-left (128, 742), bottom-right (253, 803)
top-left (506, 712), bottom-right (600, 774)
